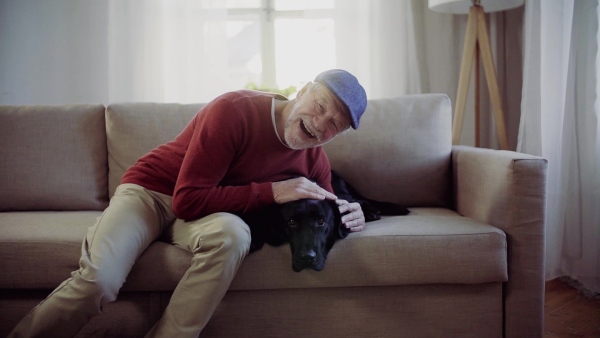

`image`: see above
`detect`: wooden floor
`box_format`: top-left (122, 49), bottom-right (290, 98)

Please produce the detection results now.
top-left (544, 278), bottom-right (600, 337)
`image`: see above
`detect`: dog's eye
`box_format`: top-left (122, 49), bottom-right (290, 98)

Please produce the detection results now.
top-left (287, 220), bottom-right (297, 228)
top-left (317, 218), bottom-right (325, 226)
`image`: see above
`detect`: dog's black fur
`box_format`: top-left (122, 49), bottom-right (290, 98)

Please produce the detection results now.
top-left (242, 171), bottom-right (409, 271)
top-left (330, 171), bottom-right (410, 221)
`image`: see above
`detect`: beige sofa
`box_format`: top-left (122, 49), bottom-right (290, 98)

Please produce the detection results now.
top-left (0, 94), bottom-right (547, 337)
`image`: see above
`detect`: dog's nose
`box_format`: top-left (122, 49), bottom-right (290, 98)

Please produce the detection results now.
top-left (300, 250), bottom-right (317, 263)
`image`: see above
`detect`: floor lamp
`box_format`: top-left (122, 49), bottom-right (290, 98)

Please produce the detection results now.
top-left (429, 0), bottom-right (524, 150)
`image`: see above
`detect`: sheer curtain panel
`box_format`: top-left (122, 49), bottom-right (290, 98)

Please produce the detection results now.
top-left (518, 0), bottom-right (600, 294)
top-left (108, 1), bottom-right (229, 103)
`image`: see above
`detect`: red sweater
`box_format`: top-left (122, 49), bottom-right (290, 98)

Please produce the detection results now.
top-left (121, 90), bottom-right (332, 221)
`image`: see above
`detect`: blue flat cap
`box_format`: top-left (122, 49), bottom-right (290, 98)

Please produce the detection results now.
top-left (314, 69), bottom-right (367, 129)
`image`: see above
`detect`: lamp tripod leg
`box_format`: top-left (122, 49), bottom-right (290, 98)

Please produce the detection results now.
top-left (452, 7), bottom-right (478, 145)
top-left (475, 7), bottom-right (510, 150)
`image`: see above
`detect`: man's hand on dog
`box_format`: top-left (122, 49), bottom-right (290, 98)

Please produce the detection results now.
top-left (272, 177), bottom-right (337, 204)
top-left (336, 199), bottom-right (366, 232)
top-left (272, 177), bottom-right (365, 232)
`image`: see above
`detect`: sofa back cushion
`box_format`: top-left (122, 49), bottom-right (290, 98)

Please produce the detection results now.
top-left (106, 103), bottom-right (204, 197)
top-left (324, 94), bottom-right (452, 207)
top-left (0, 105), bottom-right (109, 211)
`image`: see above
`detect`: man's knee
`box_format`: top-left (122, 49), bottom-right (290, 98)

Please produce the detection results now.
top-left (76, 251), bottom-right (126, 305)
top-left (72, 267), bottom-right (125, 306)
top-left (201, 212), bottom-right (251, 255)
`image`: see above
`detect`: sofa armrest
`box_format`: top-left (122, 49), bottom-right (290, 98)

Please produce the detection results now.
top-left (452, 145), bottom-right (547, 338)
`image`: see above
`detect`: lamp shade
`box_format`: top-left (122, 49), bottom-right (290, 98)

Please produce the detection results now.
top-left (428, 0), bottom-right (524, 14)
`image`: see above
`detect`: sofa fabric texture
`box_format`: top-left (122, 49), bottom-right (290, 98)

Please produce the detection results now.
top-left (0, 94), bottom-right (547, 338)
top-left (105, 103), bottom-right (205, 197)
top-left (324, 94), bottom-right (453, 208)
top-left (0, 105), bottom-right (108, 211)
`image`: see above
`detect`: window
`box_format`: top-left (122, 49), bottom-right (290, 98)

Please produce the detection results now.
top-left (224, 0), bottom-right (337, 96)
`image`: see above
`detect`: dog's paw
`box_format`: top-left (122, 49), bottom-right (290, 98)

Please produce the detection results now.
top-left (361, 203), bottom-right (382, 222)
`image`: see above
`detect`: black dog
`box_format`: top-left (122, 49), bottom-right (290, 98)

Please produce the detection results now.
top-left (242, 172), bottom-right (409, 272)
top-left (243, 198), bottom-right (348, 272)
top-left (330, 171), bottom-right (409, 221)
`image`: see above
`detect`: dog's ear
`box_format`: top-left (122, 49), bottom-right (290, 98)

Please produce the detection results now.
top-left (249, 237), bottom-right (265, 253)
top-left (330, 200), bottom-right (351, 240)
top-left (242, 210), bottom-right (267, 253)
top-left (264, 204), bottom-right (287, 246)
top-left (244, 204), bottom-right (287, 248)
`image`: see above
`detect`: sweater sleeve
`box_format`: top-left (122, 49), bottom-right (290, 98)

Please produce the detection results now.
top-left (171, 98), bottom-right (275, 221)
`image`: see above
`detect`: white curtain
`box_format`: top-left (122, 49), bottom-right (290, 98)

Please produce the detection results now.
top-left (107, 1), bottom-right (230, 103)
top-left (0, 0), bottom-right (231, 104)
top-left (518, 0), bottom-right (600, 293)
top-left (108, 0), bottom-right (439, 102)
top-left (2, 0), bottom-right (516, 151)
top-left (336, 0), bottom-right (460, 98)
top-left (0, 0), bottom-right (465, 107)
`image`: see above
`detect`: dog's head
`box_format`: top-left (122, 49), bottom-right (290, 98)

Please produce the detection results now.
top-left (275, 199), bottom-right (350, 272)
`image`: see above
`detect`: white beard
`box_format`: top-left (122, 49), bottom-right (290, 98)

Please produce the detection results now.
top-left (283, 116), bottom-right (323, 150)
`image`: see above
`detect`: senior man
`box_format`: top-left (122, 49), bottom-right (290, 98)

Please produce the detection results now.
top-left (9, 69), bottom-right (368, 338)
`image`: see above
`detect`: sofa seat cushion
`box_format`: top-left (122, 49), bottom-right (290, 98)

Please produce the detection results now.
top-left (0, 208), bottom-right (507, 291)
top-left (0, 211), bottom-right (101, 289)
top-left (231, 207), bottom-right (507, 290)
top-left (0, 211), bottom-right (191, 290)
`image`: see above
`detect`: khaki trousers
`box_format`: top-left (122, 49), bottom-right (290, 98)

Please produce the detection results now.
top-left (8, 184), bottom-right (251, 338)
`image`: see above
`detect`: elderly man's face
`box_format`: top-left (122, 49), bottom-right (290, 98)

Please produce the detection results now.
top-left (283, 83), bottom-right (351, 150)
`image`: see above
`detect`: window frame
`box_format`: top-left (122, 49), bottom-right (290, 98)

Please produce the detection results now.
top-left (226, 0), bottom-right (336, 88)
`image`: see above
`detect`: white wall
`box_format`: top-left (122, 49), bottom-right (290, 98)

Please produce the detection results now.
top-left (0, 0), bottom-right (109, 104)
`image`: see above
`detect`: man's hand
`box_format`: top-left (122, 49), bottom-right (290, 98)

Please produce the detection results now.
top-left (336, 199), bottom-right (366, 232)
top-left (272, 177), bottom-right (337, 204)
